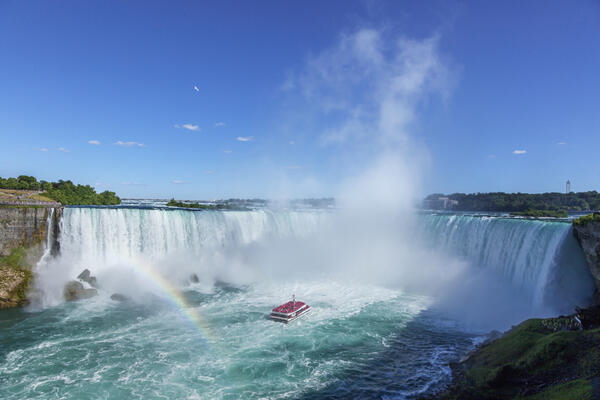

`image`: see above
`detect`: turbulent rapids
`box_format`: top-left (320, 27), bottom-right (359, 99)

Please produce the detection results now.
top-left (0, 206), bottom-right (595, 399)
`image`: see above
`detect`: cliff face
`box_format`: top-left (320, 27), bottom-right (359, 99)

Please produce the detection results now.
top-left (0, 206), bottom-right (62, 308)
top-left (0, 207), bottom-right (61, 257)
top-left (572, 217), bottom-right (600, 301)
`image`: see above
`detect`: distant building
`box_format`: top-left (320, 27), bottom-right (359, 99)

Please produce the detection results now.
top-left (423, 196), bottom-right (459, 210)
top-left (566, 180), bottom-right (571, 194)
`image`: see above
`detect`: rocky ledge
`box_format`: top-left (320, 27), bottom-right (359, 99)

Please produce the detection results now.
top-left (427, 306), bottom-right (600, 400)
top-left (573, 213), bottom-right (600, 302)
top-left (0, 265), bottom-right (32, 308)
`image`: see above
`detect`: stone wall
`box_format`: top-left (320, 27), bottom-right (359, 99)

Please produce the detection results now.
top-left (0, 206), bottom-right (61, 257)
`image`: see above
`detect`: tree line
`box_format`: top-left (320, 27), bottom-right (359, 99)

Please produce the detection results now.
top-left (425, 191), bottom-right (600, 212)
top-left (0, 175), bottom-right (120, 205)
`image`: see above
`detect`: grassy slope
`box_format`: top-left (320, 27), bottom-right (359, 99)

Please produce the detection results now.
top-left (0, 188), bottom-right (56, 203)
top-left (435, 318), bottom-right (600, 400)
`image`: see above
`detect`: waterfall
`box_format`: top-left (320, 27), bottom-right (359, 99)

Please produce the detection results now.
top-left (32, 207), bottom-right (594, 314)
top-left (419, 213), bottom-right (594, 310)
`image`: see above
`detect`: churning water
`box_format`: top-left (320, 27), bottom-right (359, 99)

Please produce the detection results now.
top-left (0, 206), bottom-right (593, 399)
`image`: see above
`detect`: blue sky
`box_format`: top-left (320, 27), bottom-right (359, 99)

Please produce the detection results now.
top-left (0, 0), bottom-right (598, 199)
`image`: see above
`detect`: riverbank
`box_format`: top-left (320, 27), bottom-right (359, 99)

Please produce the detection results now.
top-left (427, 306), bottom-right (600, 400)
top-left (426, 215), bottom-right (600, 399)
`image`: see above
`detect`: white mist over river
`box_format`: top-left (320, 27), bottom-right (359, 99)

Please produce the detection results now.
top-left (0, 205), bottom-right (594, 399)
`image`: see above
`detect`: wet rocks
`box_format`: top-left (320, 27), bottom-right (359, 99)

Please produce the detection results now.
top-left (64, 280), bottom-right (97, 301)
top-left (110, 293), bottom-right (128, 302)
top-left (0, 265), bottom-right (31, 308)
top-left (77, 268), bottom-right (98, 288)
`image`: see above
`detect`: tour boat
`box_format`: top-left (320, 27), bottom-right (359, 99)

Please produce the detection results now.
top-left (269, 295), bottom-right (311, 323)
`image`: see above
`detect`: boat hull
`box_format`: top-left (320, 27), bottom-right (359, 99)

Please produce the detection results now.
top-left (269, 306), bottom-right (311, 323)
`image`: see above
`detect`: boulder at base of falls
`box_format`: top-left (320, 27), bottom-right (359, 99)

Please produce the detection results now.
top-left (190, 273), bottom-right (199, 283)
top-left (64, 280), bottom-right (98, 301)
top-left (77, 268), bottom-right (98, 288)
top-left (110, 293), bottom-right (128, 302)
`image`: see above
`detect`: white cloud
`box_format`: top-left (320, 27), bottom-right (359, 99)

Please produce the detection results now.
top-left (114, 141), bottom-right (146, 147)
top-left (172, 180), bottom-right (185, 184)
top-left (223, 150), bottom-right (232, 154)
top-left (205, 170), bottom-right (213, 174)
top-left (289, 141), bottom-right (295, 145)
top-left (237, 136), bottom-right (254, 142)
top-left (88, 140), bottom-right (100, 145)
top-left (182, 124), bottom-right (200, 131)
top-left (175, 123), bottom-right (200, 131)
top-left (557, 141), bottom-right (566, 145)
top-left (512, 150), bottom-right (527, 155)
top-left (214, 122), bottom-right (226, 127)
top-left (194, 85), bottom-right (200, 92)
top-left (39, 148), bottom-right (48, 152)
top-left (289, 29), bottom-right (453, 148)
top-left (57, 147), bottom-right (70, 153)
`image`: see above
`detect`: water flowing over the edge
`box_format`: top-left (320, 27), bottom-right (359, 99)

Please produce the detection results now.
top-left (34, 207), bottom-right (594, 313)
top-left (419, 213), bottom-right (594, 312)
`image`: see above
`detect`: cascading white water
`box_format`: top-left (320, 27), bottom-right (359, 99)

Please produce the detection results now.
top-left (58, 207), bottom-right (328, 266)
top-left (32, 207), bottom-right (594, 317)
top-left (420, 213), bottom-right (594, 311)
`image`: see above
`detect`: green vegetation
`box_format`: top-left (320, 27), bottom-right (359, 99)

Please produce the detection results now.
top-left (434, 317), bottom-right (600, 400)
top-left (425, 191), bottom-right (600, 213)
top-left (573, 212), bottom-right (600, 227)
top-left (0, 246), bottom-right (33, 307)
top-left (0, 176), bottom-right (120, 205)
top-left (510, 209), bottom-right (568, 218)
top-left (166, 199), bottom-right (239, 210)
top-left (0, 246), bottom-right (28, 269)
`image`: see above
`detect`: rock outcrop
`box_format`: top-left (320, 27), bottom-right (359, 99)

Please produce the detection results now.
top-left (0, 206), bottom-right (61, 258)
top-left (64, 280), bottom-right (98, 301)
top-left (0, 265), bottom-right (32, 308)
top-left (428, 310), bottom-right (600, 400)
top-left (77, 269), bottom-right (98, 288)
top-left (110, 293), bottom-right (128, 302)
top-left (0, 206), bottom-right (62, 309)
top-left (572, 214), bottom-right (600, 302)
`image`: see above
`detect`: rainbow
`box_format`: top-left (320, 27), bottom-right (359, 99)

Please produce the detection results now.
top-left (131, 256), bottom-right (220, 349)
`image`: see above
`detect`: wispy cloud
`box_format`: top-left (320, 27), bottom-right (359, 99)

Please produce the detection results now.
top-left (488, 154), bottom-right (496, 159)
top-left (57, 147), bottom-right (70, 153)
top-left (287, 29), bottom-right (453, 148)
top-left (182, 124), bottom-right (200, 131)
top-left (205, 170), bottom-right (213, 174)
top-left (223, 150), bottom-right (232, 154)
top-left (289, 140), bottom-right (295, 145)
top-left (214, 122), bottom-right (226, 127)
top-left (193, 85), bottom-right (200, 92)
top-left (237, 136), bottom-right (254, 142)
top-left (88, 140), bottom-right (100, 145)
top-left (174, 123), bottom-right (200, 131)
top-left (512, 149), bottom-right (527, 155)
top-left (39, 148), bottom-right (48, 152)
top-left (172, 180), bottom-right (186, 184)
top-left (114, 141), bottom-right (146, 147)
top-left (557, 141), bottom-right (566, 145)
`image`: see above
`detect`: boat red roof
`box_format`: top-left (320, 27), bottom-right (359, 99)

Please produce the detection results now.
top-left (272, 301), bottom-right (306, 314)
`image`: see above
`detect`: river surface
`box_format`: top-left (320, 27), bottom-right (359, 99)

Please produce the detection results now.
top-left (0, 205), bottom-right (593, 399)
